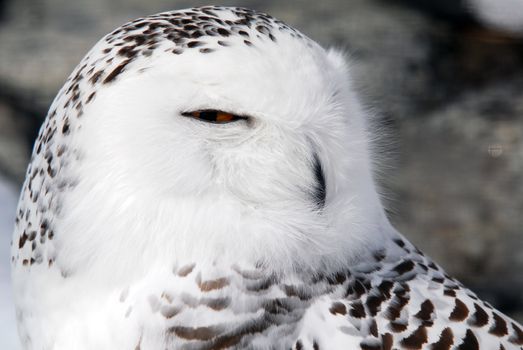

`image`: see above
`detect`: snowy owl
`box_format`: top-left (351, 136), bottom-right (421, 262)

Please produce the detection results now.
top-left (11, 6), bottom-right (523, 350)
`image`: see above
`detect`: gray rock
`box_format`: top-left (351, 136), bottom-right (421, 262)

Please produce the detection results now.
top-left (389, 82), bottom-right (523, 317)
top-left (0, 101), bottom-right (31, 180)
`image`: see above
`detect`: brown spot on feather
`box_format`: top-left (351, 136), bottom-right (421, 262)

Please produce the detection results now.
top-left (382, 333), bottom-right (393, 350)
top-left (430, 327), bottom-right (454, 350)
top-left (457, 329), bottom-right (479, 350)
top-left (177, 263), bottom-right (195, 277)
top-left (389, 321), bottom-right (408, 333)
top-left (444, 289), bottom-right (456, 297)
top-left (360, 341), bottom-right (381, 350)
top-left (169, 326), bottom-right (220, 341)
top-left (508, 322), bottom-right (523, 345)
top-left (400, 325), bottom-right (428, 349)
top-left (368, 319), bottom-right (378, 337)
top-left (89, 70), bottom-right (103, 84)
top-left (366, 294), bottom-right (385, 316)
top-left (349, 301), bottom-right (366, 318)
top-left (103, 59), bottom-right (133, 84)
top-left (449, 298), bottom-right (469, 321)
top-left (187, 40), bottom-right (203, 48)
top-left (329, 302), bottom-right (347, 315)
top-left (198, 277), bottom-right (229, 292)
top-left (202, 297), bottom-right (230, 311)
top-left (205, 316), bottom-right (271, 349)
top-left (327, 271), bottom-right (347, 285)
top-left (414, 299), bottom-right (434, 322)
top-left (489, 313), bottom-right (509, 337)
top-left (18, 231), bottom-right (28, 249)
top-left (377, 280), bottom-right (394, 299)
top-left (393, 260), bottom-right (415, 274)
top-left (393, 238), bottom-right (406, 248)
top-left (385, 293), bottom-right (409, 320)
top-left (468, 303), bottom-right (489, 327)
top-left (86, 91), bottom-right (96, 104)
top-left (282, 284), bottom-right (312, 300)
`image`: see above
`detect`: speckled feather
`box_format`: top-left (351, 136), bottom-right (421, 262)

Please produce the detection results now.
top-left (107, 239), bottom-right (523, 350)
top-left (11, 6), bottom-right (522, 350)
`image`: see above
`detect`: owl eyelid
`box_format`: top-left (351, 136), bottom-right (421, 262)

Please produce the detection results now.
top-left (181, 110), bottom-right (249, 124)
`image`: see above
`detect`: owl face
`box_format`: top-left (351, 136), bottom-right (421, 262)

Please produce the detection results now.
top-left (80, 30), bottom-right (346, 204)
top-left (42, 8), bottom-right (385, 277)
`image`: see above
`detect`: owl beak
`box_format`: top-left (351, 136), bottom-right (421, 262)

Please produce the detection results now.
top-left (312, 153), bottom-right (326, 209)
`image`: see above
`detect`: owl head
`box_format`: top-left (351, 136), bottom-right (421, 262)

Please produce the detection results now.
top-left (16, 7), bottom-right (389, 281)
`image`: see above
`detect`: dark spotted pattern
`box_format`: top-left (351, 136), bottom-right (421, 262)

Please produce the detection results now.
top-left (431, 327), bottom-right (454, 350)
top-left (450, 299), bottom-right (470, 322)
top-left (457, 329), bottom-right (479, 350)
top-left (509, 323), bottom-right (523, 345)
top-left (400, 325), bottom-right (428, 348)
top-left (468, 303), bottom-right (489, 327)
top-left (490, 313), bottom-right (509, 337)
top-left (104, 237), bottom-right (523, 349)
top-left (10, 6), bottom-right (310, 271)
top-left (329, 302), bottom-right (347, 315)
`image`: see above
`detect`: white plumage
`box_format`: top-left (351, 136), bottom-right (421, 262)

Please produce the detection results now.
top-left (11, 6), bottom-right (522, 349)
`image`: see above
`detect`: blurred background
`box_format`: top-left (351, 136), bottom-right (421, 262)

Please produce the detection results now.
top-left (0, 0), bottom-right (522, 347)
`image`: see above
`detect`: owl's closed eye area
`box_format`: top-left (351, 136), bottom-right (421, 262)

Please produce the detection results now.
top-left (182, 110), bottom-right (249, 124)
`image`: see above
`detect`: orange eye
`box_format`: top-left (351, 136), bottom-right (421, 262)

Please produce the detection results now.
top-left (216, 111), bottom-right (235, 122)
top-left (182, 110), bottom-right (248, 124)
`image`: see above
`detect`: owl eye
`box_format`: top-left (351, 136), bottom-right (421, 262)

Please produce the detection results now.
top-left (182, 110), bottom-right (248, 124)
